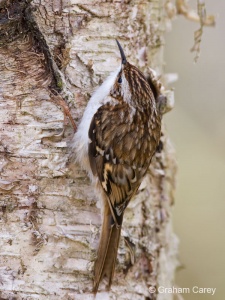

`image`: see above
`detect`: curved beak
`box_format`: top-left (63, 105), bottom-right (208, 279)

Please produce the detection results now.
top-left (116, 40), bottom-right (127, 65)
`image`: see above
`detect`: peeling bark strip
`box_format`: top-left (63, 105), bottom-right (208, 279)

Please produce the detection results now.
top-left (0, 1), bottom-right (178, 300)
top-left (0, 0), bottom-right (75, 130)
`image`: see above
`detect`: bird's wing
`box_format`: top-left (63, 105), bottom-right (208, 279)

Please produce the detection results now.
top-left (88, 103), bottom-right (150, 225)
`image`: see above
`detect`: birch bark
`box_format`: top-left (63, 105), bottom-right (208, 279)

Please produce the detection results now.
top-left (0, 1), bottom-right (178, 299)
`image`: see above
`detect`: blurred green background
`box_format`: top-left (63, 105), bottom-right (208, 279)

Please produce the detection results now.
top-left (164, 0), bottom-right (225, 299)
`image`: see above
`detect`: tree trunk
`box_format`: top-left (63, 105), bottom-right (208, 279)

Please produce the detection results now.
top-left (0, 1), bottom-right (178, 299)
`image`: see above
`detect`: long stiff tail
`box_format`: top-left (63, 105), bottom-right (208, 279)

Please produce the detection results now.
top-left (93, 202), bottom-right (122, 293)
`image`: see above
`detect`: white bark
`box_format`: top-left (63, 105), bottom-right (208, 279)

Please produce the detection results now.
top-left (0, 1), bottom-right (178, 299)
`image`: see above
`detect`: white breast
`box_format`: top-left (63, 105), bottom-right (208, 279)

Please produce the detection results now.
top-left (72, 67), bottom-right (120, 177)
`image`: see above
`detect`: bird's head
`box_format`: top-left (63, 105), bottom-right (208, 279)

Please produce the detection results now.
top-left (110, 40), bottom-right (155, 108)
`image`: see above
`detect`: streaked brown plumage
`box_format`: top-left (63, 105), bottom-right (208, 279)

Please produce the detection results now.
top-left (87, 40), bottom-right (162, 292)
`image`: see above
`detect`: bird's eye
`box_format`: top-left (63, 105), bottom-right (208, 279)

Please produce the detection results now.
top-left (118, 76), bottom-right (122, 83)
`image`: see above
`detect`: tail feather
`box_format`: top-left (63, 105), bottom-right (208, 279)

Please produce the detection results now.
top-left (93, 203), bottom-right (122, 293)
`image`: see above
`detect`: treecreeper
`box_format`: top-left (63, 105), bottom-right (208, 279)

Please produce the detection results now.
top-left (73, 40), bottom-right (162, 293)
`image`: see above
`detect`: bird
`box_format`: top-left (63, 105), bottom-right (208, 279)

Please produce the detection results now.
top-left (72, 40), bottom-right (162, 293)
